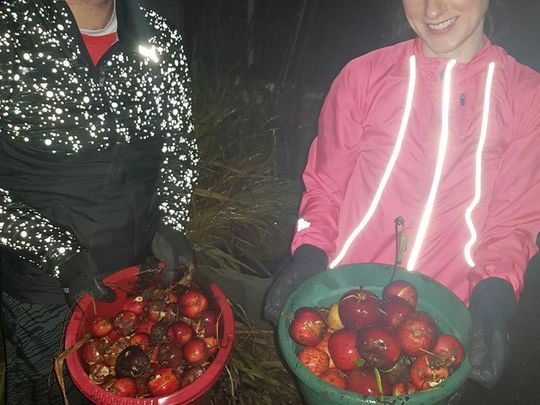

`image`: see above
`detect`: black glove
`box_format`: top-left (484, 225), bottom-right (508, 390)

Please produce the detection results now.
top-left (469, 277), bottom-right (516, 389)
top-left (264, 244), bottom-right (328, 326)
top-left (59, 251), bottom-right (117, 307)
top-left (151, 224), bottom-right (193, 285)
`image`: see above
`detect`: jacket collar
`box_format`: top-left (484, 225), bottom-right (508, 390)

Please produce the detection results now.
top-left (115, 0), bottom-right (153, 48)
top-left (412, 35), bottom-right (496, 80)
top-left (48, 0), bottom-right (153, 68)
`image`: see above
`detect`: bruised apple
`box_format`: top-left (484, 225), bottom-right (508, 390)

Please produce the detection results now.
top-left (297, 347), bottom-right (330, 376)
top-left (114, 310), bottom-right (140, 336)
top-left (89, 317), bottom-right (113, 338)
top-left (409, 354), bottom-right (449, 391)
top-left (432, 334), bottom-right (465, 368)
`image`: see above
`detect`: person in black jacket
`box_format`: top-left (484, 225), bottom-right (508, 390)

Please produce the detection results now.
top-left (0, 0), bottom-right (197, 403)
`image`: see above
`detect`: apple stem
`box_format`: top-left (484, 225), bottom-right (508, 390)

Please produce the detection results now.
top-left (373, 367), bottom-right (384, 400)
top-left (419, 348), bottom-right (436, 356)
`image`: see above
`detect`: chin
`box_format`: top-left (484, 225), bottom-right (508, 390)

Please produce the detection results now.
top-left (423, 38), bottom-right (464, 59)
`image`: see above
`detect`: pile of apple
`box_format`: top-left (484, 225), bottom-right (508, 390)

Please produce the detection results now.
top-left (289, 280), bottom-right (464, 396)
top-left (80, 283), bottom-right (220, 398)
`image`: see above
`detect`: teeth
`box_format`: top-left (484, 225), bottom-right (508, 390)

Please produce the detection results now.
top-left (428, 17), bottom-right (457, 30)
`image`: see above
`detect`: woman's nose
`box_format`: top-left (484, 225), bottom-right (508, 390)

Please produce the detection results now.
top-left (425, 0), bottom-right (448, 19)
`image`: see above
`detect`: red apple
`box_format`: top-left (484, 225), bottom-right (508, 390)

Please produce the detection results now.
top-left (338, 288), bottom-right (381, 330)
top-left (297, 347), bottom-right (330, 376)
top-left (89, 317), bottom-right (113, 338)
top-left (319, 368), bottom-right (346, 389)
top-left (136, 319), bottom-right (156, 335)
top-left (147, 299), bottom-right (167, 322)
top-left (181, 365), bottom-right (205, 387)
top-left (130, 333), bottom-right (151, 352)
top-left (167, 320), bottom-right (193, 346)
top-left (392, 381), bottom-right (417, 396)
top-left (397, 311), bottom-right (439, 357)
top-left (183, 337), bottom-right (210, 365)
top-left (114, 310), bottom-right (139, 336)
top-left (432, 334), bottom-right (465, 368)
top-left (199, 309), bottom-right (219, 337)
top-left (410, 354), bottom-right (449, 391)
top-left (346, 368), bottom-right (391, 396)
top-left (110, 377), bottom-right (137, 397)
top-left (288, 307), bottom-right (327, 347)
top-left (204, 336), bottom-right (219, 357)
top-left (81, 338), bottom-right (106, 365)
top-left (380, 297), bottom-right (414, 329)
top-left (146, 368), bottom-right (181, 396)
top-left (156, 343), bottom-right (184, 368)
top-left (383, 280), bottom-right (418, 308)
top-left (178, 290), bottom-right (209, 320)
top-left (327, 328), bottom-right (363, 371)
top-left (357, 325), bottom-right (401, 370)
top-left (315, 332), bottom-right (335, 368)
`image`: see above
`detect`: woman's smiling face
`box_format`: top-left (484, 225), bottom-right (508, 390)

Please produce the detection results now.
top-left (402, 0), bottom-right (490, 62)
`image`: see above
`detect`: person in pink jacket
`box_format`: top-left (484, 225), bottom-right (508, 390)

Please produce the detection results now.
top-left (265, 0), bottom-right (540, 390)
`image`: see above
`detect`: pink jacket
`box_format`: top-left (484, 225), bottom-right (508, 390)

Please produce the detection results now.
top-left (292, 37), bottom-right (540, 305)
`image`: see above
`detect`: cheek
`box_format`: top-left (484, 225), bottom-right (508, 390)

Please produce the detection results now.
top-left (457, 0), bottom-right (489, 13)
top-left (401, 0), bottom-right (422, 25)
top-left (403, 0), bottom-right (422, 27)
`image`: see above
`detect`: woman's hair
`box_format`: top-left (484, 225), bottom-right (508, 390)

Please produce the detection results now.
top-left (381, 0), bottom-right (503, 47)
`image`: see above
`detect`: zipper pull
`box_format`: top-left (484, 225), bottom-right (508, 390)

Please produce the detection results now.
top-left (394, 216), bottom-right (407, 266)
top-left (460, 93), bottom-right (465, 107)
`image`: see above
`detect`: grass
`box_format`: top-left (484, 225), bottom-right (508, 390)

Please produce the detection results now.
top-left (185, 3), bottom-right (304, 401)
top-left (209, 306), bottom-right (301, 404)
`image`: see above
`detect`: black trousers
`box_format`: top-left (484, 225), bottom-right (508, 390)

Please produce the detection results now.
top-left (1, 292), bottom-right (92, 405)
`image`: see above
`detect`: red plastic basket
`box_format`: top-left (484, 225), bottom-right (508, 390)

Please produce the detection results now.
top-left (65, 266), bottom-right (235, 405)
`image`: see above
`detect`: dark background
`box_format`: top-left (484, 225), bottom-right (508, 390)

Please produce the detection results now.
top-left (144, 0), bottom-right (540, 177)
top-left (143, 1), bottom-right (540, 404)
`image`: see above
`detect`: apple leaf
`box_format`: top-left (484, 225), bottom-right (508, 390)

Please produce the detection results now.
top-left (354, 358), bottom-right (365, 368)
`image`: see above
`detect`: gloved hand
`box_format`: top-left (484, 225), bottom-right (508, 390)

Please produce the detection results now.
top-left (151, 224), bottom-right (193, 286)
top-left (469, 277), bottom-right (516, 389)
top-left (59, 251), bottom-right (117, 307)
top-left (264, 244), bottom-right (328, 326)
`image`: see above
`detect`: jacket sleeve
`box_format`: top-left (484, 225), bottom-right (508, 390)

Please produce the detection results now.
top-left (0, 13), bottom-right (81, 278)
top-left (0, 187), bottom-right (82, 278)
top-left (291, 62), bottom-right (365, 257)
top-left (156, 31), bottom-right (199, 233)
top-left (468, 73), bottom-right (540, 299)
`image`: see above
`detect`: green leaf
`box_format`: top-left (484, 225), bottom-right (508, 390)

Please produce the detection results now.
top-left (354, 358), bottom-right (365, 368)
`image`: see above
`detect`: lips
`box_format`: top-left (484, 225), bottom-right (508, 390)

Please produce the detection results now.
top-left (427, 16), bottom-right (458, 31)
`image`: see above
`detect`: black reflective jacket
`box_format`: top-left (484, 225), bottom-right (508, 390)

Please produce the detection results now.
top-left (0, 0), bottom-right (198, 303)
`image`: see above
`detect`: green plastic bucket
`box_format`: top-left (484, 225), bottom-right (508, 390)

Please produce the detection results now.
top-left (278, 264), bottom-right (472, 405)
